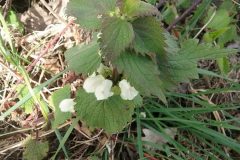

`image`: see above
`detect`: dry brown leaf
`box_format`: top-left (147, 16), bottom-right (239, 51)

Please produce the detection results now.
top-left (19, 0), bottom-right (68, 32)
top-left (142, 128), bottom-right (177, 149)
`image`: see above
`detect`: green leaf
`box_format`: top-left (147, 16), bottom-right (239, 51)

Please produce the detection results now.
top-left (51, 118), bottom-right (79, 159)
top-left (122, 0), bottom-right (139, 15)
top-left (203, 27), bottom-right (229, 43)
top-left (146, 0), bottom-right (157, 5)
top-left (217, 57), bottom-right (230, 75)
top-left (178, 39), bottom-right (235, 60)
top-left (0, 71), bottom-right (65, 121)
top-left (133, 94), bottom-right (143, 107)
top-left (49, 85), bottom-right (72, 128)
top-left (101, 17), bottom-right (134, 59)
top-left (6, 10), bottom-right (24, 33)
top-left (75, 89), bottom-right (134, 133)
top-left (23, 137), bottom-right (49, 160)
top-left (16, 84), bottom-right (39, 114)
top-left (158, 33), bottom-right (236, 89)
top-left (218, 25), bottom-right (238, 46)
top-left (162, 5), bottom-right (178, 25)
top-left (219, 0), bottom-right (237, 13)
top-left (182, 0), bottom-right (212, 37)
top-left (177, 0), bottom-right (191, 9)
top-left (67, 0), bottom-right (117, 29)
top-left (114, 51), bottom-right (166, 103)
top-left (132, 17), bottom-right (165, 57)
top-left (122, 0), bottom-right (159, 18)
top-left (206, 9), bottom-right (231, 30)
top-left (65, 38), bottom-right (101, 75)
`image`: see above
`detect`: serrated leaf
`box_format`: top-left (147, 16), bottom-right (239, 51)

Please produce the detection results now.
top-left (101, 17), bottom-right (134, 59)
top-left (23, 137), bottom-right (49, 160)
top-left (158, 33), bottom-right (237, 89)
top-left (67, 0), bottom-right (117, 29)
top-left (122, 0), bottom-right (139, 15)
top-left (49, 85), bottom-right (71, 128)
top-left (162, 5), bottom-right (178, 25)
top-left (75, 89), bottom-right (134, 133)
top-left (65, 38), bottom-right (101, 75)
top-left (132, 17), bottom-right (165, 57)
top-left (178, 39), bottom-right (235, 60)
top-left (219, 0), bottom-right (237, 12)
top-left (218, 25), bottom-right (238, 46)
top-left (203, 27), bottom-right (229, 43)
top-left (205, 9), bottom-right (231, 30)
top-left (122, 0), bottom-right (159, 17)
top-left (17, 84), bottom-right (39, 114)
top-left (132, 31), bottom-right (151, 55)
top-left (114, 51), bottom-right (166, 103)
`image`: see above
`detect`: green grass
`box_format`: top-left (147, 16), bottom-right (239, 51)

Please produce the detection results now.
top-left (131, 92), bottom-right (240, 159)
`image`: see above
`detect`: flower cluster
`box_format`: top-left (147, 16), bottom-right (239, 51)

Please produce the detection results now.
top-left (83, 74), bottom-right (138, 101)
top-left (83, 74), bottom-right (113, 100)
top-left (58, 74), bottom-right (139, 113)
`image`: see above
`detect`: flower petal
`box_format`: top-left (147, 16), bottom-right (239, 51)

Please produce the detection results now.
top-left (83, 74), bottom-right (105, 93)
top-left (119, 79), bottom-right (138, 100)
top-left (95, 79), bottom-right (114, 100)
top-left (59, 99), bottom-right (76, 113)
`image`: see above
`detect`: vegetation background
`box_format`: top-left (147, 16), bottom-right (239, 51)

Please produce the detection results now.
top-left (0, 0), bottom-right (240, 159)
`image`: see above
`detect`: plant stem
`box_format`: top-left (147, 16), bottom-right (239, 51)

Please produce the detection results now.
top-left (167, 0), bottom-right (202, 31)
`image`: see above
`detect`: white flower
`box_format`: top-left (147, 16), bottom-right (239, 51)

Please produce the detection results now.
top-left (97, 14), bottom-right (102, 19)
top-left (119, 79), bottom-right (138, 100)
top-left (95, 79), bottom-right (114, 100)
top-left (59, 99), bottom-right (76, 113)
top-left (83, 74), bottom-right (114, 100)
top-left (97, 32), bottom-right (102, 39)
top-left (83, 74), bottom-right (105, 93)
top-left (140, 112), bottom-right (146, 118)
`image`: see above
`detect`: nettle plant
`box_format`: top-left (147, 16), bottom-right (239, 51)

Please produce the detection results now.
top-left (50, 0), bottom-right (235, 133)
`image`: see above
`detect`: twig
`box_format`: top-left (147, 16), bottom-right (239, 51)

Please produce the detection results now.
top-left (167, 0), bottom-right (202, 31)
top-left (0, 57), bottom-right (22, 80)
top-left (0, 20), bottom-right (73, 109)
top-left (26, 20), bottom-right (73, 72)
top-left (0, 141), bottom-right (22, 154)
top-left (232, 0), bottom-right (240, 6)
top-left (0, 121), bottom-right (72, 154)
top-left (2, 0), bottom-right (12, 18)
top-left (39, 0), bottom-right (67, 25)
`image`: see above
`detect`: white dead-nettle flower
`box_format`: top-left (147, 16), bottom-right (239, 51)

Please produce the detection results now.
top-left (83, 74), bottom-right (105, 93)
top-left (97, 32), bottom-right (102, 39)
top-left (95, 79), bottom-right (114, 100)
top-left (140, 112), bottom-right (146, 118)
top-left (119, 79), bottom-right (138, 100)
top-left (59, 99), bottom-right (76, 113)
top-left (97, 14), bottom-right (103, 19)
top-left (83, 74), bottom-right (114, 100)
